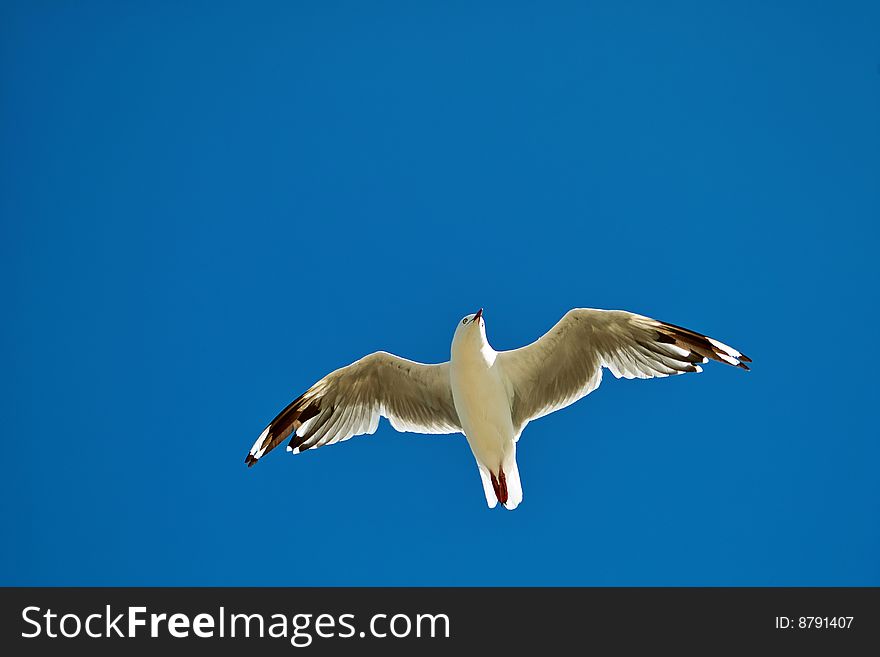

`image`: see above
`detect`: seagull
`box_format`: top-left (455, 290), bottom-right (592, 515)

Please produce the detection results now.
top-left (246, 308), bottom-right (749, 510)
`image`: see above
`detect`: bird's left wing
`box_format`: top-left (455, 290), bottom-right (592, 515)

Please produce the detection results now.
top-left (246, 351), bottom-right (460, 466)
top-left (498, 309), bottom-right (750, 434)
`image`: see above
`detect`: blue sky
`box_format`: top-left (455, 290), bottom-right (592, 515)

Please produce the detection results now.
top-left (2, 1), bottom-right (878, 585)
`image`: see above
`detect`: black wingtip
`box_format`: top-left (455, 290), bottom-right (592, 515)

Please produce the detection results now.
top-left (287, 432), bottom-right (308, 453)
top-left (739, 354), bottom-right (753, 363)
top-left (655, 331), bottom-right (676, 344)
top-left (245, 454), bottom-right (257, 467)
top-left (736, 361), bottom-right (750, 371)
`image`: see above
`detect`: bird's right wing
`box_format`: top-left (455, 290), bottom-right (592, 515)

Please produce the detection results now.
top-left (498, 309), bottom-right (750, 433)
top-left (246, 351), bottom-right (460, 466)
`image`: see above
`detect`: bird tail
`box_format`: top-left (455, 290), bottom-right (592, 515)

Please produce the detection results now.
top-left (477, 456), bottom-right (523, 511)
top-left (477, 465), bottom-right (498, 509)
top-left (500, 457), bottom-right (523, 511)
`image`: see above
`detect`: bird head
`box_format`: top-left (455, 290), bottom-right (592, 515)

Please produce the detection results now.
top-left (452, 308), bottom-right (487, 350)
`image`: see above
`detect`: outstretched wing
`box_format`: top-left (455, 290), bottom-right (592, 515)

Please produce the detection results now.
top-left (246, 351), bottom-right (460, 466)
top-left (498, 309), bottom-right (750, 433)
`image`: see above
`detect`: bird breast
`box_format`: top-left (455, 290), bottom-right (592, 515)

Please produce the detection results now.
top-left (449, 351), bottom-right (515, 465)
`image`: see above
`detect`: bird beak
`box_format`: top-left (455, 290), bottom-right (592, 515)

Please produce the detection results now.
top-left (474, 308), bottom-right (483, 322)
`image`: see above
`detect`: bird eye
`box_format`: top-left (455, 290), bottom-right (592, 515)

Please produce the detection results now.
top-left (462, 318), bottom-right (468, 325)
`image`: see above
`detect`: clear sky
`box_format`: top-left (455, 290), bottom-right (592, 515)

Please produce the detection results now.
top-left (2, 1), bottom-right (878, 585)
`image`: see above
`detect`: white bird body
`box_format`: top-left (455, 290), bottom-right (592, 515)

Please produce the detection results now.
top-left (246, 307), bottom-right (750, 510)
top-left (449, 311), bottom-right (521, 509)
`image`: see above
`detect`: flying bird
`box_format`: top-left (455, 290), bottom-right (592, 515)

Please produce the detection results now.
top-left (246, 308), bottom-right (749, 510)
